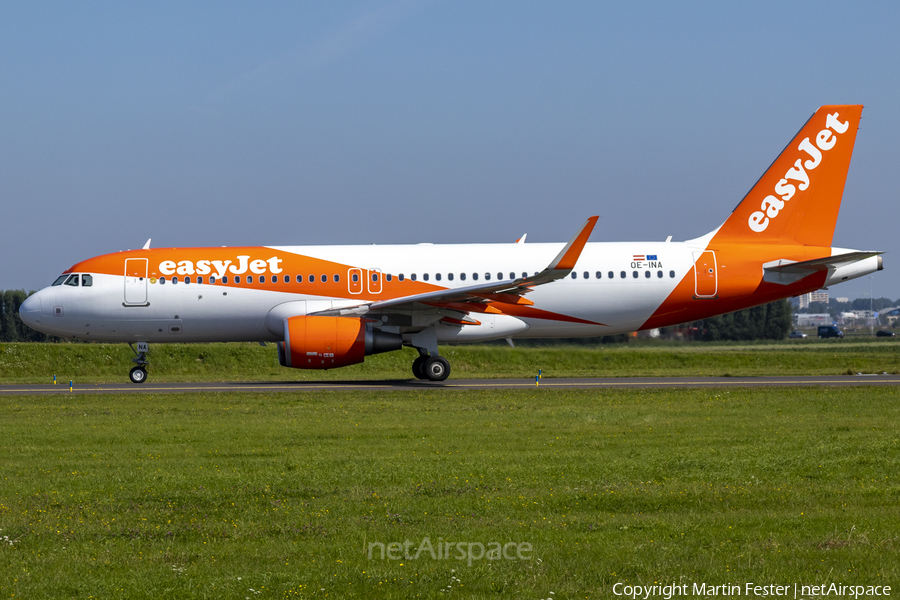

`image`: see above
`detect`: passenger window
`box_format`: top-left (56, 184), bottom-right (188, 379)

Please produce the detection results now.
top-left (285, 275), bottom-right (290, 283)
top-left (423, 273), bottom-right (429, 282)
top-left (583, 271), bottom-right (589, 279)
top-left (411, 274), bottom-right (417, 281)
top-left (510, 272), bottom-right (515, 280)
top-left (320, 275), bottom-right (325, 283)
top-left (247, 276), bottom-right (253, 283)
top-left (259, 276), bottom-right (265, 284)
top-left (571, 272), bottom-right (577, 279)
top-left (334, 274), bottom-right (340, 282)
top-left (448, 273), bottom-right (454, 281)
top-left (159, 277), bottom-right (166, 285)
top-left (632, 271), bottom-right (639, 278)
top-left (210, 276), bottom-right (216, 284)
top-left (657, 271), bottom-right (663, 278)
top-left (222, 276), bottom-right (228, 284)
top-left (309, 275), bottom-right (315, 283)
top-left (620, 271), bottom-right (626, 279)
top-left (372, 273), bottom-right (379, 282)
top-left (596, 271), bottom-right (602, 279)
top-left (669, 270), bottom-right (676, 278)
top-left (460, 273), bottom-right (466, 281)
top-left (473, 273), bottom-right (478, 281)
top-left (485, 273), bottom-right (491, 281)
top-left (232, 276), bottom-right (238, 284)
top-left (385, 274), bottom-right (392, 282)
top-left (296, 275), bottom-right (303, 283)
top-left (81, 274), bottom-right (93, 287)
top-left (522, 272), bottom-right (528, 279)
top-left (65, 274), bottom-right (79, 286)
top-left (435, 273), bottom-right (441, 281)
top-left (608, 271), bottom-right (614, 279)
top-left (52, 275), bottom-right (68, 286)
top-left (197, 277), bottom-right (204, 284)
top-left (644, 271), bottom-right (651, 278)
top-left (185, 276), bottom-right (191, 284)
top-left (352, 273), bottom-right (359, 283)
top-left (497, 272), bottom-right (503, 280)
top-left (174, 277), bottom-right (180, 284)
top-left (399, 274), bottom-right (405, 281)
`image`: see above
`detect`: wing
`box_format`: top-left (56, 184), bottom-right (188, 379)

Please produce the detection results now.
top-left (312, 216), bottom-right (599, 321)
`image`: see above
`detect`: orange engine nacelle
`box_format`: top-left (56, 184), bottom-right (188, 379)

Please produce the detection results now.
top-left (277, 316), bottom-right (402, 370)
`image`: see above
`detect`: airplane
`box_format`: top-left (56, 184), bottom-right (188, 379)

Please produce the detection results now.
top-left (19, 105), bottom-right (883, 383)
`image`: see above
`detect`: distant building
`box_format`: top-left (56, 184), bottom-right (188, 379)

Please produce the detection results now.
top-left (796, 313), bottom-right (831, 327)
top-left (799, 291), bottom-right (829, 309)
top-left (835, 297), bottom-right (849, 303)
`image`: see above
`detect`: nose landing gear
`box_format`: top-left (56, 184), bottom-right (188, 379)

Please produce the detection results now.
top-left (129, 366), bottom-right (148, 384)
top-left (128, 342), bottom-right (149, 384)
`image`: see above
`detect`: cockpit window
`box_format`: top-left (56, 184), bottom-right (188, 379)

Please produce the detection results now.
top-left (52, 275), bottom-right (68, 286)
top-left (64, 274), bottom-right (79, 287)
top-left (81, 274), bottom-right (93, 287)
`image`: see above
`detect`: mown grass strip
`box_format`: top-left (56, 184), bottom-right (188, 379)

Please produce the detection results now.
top-left (0, 387), bottom-right (898, 598)
top-left (1, 339), bottom-right (900, 383)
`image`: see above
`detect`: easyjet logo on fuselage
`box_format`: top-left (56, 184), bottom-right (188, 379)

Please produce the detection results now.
top-left (158, 255), bottom-right (284, 278)
top-left (748, 112), bottom-right (850, 233)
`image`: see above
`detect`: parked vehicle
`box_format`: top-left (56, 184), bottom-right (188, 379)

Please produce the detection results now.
top-left (788, 331), bottom-right (808, 339)
top-left (876, 330), bottom-right (896, 337)
top-left (818, 325), bottom-right (844, 339)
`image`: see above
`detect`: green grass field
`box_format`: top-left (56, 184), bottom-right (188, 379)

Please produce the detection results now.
top-left (1, 386), bottom-right (898, 598)
top-left (2, 339), bottom-right (900, 383)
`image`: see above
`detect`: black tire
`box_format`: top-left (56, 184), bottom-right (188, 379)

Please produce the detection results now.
top-left (129, 367), bottom-right (148, 384)
top-left (412, 355), bottom-right (428, 380)
top-left (423, 356), bottom-right (450, 382)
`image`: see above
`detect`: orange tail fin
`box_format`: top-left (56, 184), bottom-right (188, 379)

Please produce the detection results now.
top-left (713, 105), bottom-right (862, 247)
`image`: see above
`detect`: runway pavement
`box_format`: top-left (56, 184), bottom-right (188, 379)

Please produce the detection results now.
top-left (2, 374), bottom-right (900, 395)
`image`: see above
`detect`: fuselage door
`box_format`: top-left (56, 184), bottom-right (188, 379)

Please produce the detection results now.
top-left (367, 268), bottom-right (382, 294)
top-left (348, 268), bottom-right (363, 294)
top-left (693, 250), bottom-right (718, 298)
top-left (124, 258), bottom-right (149, 305)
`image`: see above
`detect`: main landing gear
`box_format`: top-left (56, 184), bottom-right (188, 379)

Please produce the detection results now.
top-left (128, 342), bottom-right (149, 384)
top-left (412, 350), bottom-right (451, 382)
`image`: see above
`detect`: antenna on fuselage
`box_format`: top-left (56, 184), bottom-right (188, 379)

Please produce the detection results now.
top-left (142, 239), bottom-right (151, 250)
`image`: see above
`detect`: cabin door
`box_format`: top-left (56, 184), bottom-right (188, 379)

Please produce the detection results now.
top-left (124, 258), bottom-right (149, 305)
top-left (693, 251), bottom-right (718, 298)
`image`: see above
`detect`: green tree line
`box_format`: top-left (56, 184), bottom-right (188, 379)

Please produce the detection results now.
top-left (699, 299), bottom-right (792, 341)
top-left (0, 290), bottom-right (58, 342)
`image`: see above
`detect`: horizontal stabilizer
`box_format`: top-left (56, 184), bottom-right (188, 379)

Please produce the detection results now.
top-left (763, 251), bottom-right (883, 285)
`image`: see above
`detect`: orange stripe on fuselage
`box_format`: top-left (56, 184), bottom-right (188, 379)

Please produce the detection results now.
top-left (66, 247), bottom-right (437, 303)
top-left (641, 243), bottom-right (830, 330)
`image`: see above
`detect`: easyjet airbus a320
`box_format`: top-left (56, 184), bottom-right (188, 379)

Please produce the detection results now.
top-left (20, 105), bottom-right (883, 383)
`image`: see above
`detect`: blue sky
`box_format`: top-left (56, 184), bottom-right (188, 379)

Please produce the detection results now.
top-left (2, 1), bottom-right (899, 300)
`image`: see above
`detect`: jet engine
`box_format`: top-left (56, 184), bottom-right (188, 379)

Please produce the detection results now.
top-left (276, 316), bottom-right (402, 369)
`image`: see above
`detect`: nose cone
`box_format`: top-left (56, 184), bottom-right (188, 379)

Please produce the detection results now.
top-left (19, 293), bottom-right (42, 330)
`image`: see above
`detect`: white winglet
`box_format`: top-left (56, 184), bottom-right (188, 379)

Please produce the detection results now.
top-left (516, 234), bottom-right (526, 244)
top-left (142, 239), bottom-right (152, 250)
